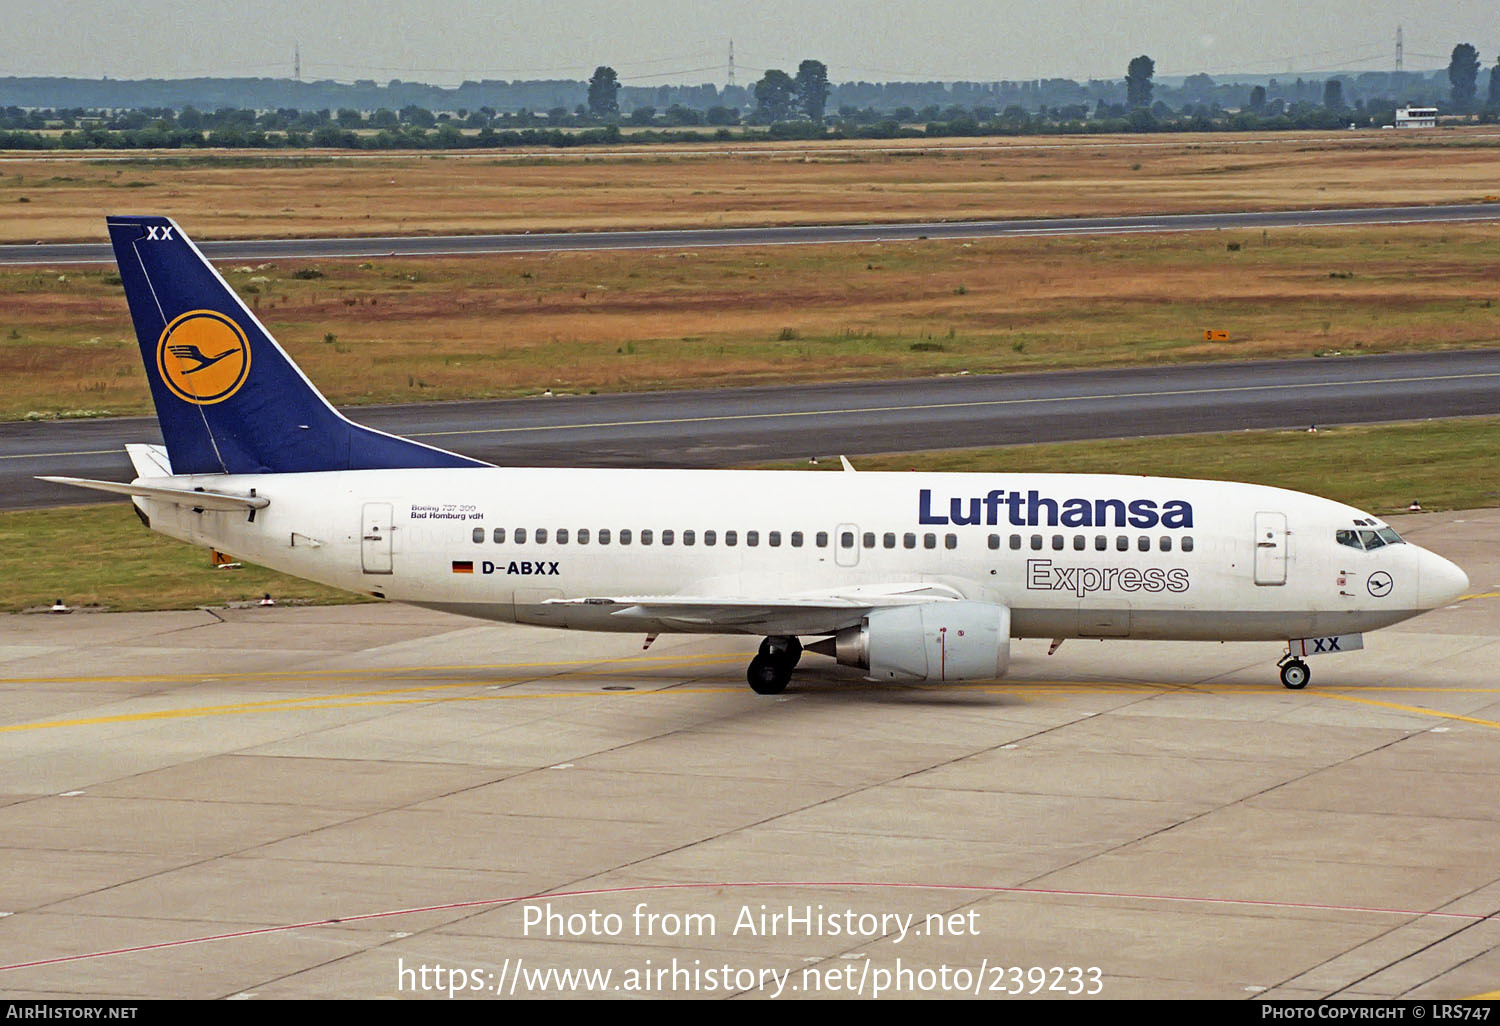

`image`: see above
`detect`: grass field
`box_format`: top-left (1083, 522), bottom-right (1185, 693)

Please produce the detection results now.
top-left (0, 504), bottom-right (355, 614)
top-left (4, 130), bottom-right (1498, 420)
top-left (1, 129), bottom-right (1498, 244)
top-left (4, 223), bottom-right (1497, 420)
top-left (5, 417), bottom-right (1494, 614)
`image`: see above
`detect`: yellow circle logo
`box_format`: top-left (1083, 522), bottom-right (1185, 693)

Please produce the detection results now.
top-left (155, 311), bottom-right (251, 405)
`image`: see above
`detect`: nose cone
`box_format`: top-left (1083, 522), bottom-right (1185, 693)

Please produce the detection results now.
top-left (1418, 550), bottom-right (1470, 609)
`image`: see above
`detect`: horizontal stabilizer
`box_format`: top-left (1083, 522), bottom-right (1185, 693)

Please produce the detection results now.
top-left (37, 476), bottom-right (269, 511)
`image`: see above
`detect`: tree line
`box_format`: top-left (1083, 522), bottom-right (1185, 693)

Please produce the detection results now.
top-left (2, 47), bottom-right (1496, 151)
top-left (1120, 45), bottom-right (1498, 112)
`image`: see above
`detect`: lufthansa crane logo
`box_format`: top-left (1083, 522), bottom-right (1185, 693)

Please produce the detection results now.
top-left (1367, 571), bottom-right (1394, 598)
top-left (155, 310), bottom-right (251, 405)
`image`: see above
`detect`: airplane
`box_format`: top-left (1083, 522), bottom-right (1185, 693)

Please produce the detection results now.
top-left (42, 216), bottom-right (1470, 694)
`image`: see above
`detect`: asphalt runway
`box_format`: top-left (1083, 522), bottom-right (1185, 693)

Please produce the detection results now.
top-left (8, 349), bottom-right (1500, 510)
top-left (3, 203), bottom-right (1499, 264)
top-left (0, 508), bottom-right (1495, 999)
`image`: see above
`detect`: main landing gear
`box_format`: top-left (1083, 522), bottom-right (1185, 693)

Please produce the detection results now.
top-left (747, 636), bottom-right (802, 695)
top-left (1277, 654), bottom-right (1310, 690)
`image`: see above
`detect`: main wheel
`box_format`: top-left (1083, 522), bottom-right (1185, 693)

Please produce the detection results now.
top-left (1280, 659), bottom-right (1310, 690)
top-left (747, 653), bottom-right (790, 695)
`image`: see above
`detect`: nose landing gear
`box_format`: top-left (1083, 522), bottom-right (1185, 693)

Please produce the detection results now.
top-left (1277, 654), bottom-right (1310, 690)
top-left (747, 636), bottom-right (802, 695)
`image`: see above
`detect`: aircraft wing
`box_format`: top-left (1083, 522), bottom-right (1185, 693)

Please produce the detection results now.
top-left (36, 476), bottom-right (269, 512)
top-left (546, 581), bottom-right (966, 634)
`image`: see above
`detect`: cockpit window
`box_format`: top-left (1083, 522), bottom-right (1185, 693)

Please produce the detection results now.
top-left (1339, 525), bottom-right (1406, 551)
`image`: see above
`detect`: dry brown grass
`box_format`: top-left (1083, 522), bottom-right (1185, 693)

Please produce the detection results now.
top-left (5, 223), bottom-right (1498, 419)
top-left (1, 128), bottom-right (1498, 244)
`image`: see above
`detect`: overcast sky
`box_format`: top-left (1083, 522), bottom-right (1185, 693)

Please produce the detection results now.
top-left (4, 0), bottom-right (1494, 84)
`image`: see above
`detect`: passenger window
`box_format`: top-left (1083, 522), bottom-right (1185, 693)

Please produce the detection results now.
top-left (816, 531), bottom-right (828, 548)
top-left (1073, 535), bottom-right (1085, 551)
top-left (619, 529), bottom-right (631, 545)
top-left (704, 530), bottom-right (716, 546)
top-left (862, 532), bottom-right (876, 549)
top-left (472, 527), bottom-right (484, 544)
top-left (1030, 534), bottom-right (1043, 551)
top-left (557, 528), bottom-right (569, 544)
top-left (1051, 535), bottom-right (1064, 550)
top-left (535, 528), bottom-right (548, 544)
top-left (840, 531), bottom-right (854, 548)
top-left (791, 531), bottom-right (803, 547)
top-left (1010, 535), bottom-right (1021, 550)
top-left (1116, 535), bottom-right (1128, 551)
top-left (1336, 529), bottom-right (1361, 550)
top-left (492, 527), bottom-right (505, 544)
top-left (886, 532), bottom-right (899, 549)
top-left (516, 528), bottom-right (528, 544)
top-left (1182, 536), bottom-right (1194, 552)
top-left (725, 530), bottom-right (737, 546)
top-left (924, 533), bottom-right (937, 549)
top-left (599, 529), bottom-right (611, 545)
top-left (905, 533), bottom-right (917, 549)
top-left (1095, 535), bottom-right (1107, 551)
top-left (768, 531), bottom-right (781, 547)
top-left (746, 530), bottom-right (758, 546)
top-left (1138, 536), bottom-right (1150, 552)
top-left (987, 534), bottom-right (1000, 550)
top-left (575, 528), bottom-right (587, 544)
top-left (661, 529), bottom-right (674, 546)
top-left (1159, 536), bottom-right (1171, 552)
top-left (945, 534), bottom-right (957, 550)
top-left (683, 530), bottom-right (696, 546)
top-left (640, 529), bottom-right (652, 545)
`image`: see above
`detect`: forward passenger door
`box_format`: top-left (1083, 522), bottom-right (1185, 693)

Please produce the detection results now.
top-left (1254, 511), bottom-right (1287, 586)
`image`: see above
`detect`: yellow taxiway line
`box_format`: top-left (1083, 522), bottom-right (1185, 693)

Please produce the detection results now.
top-left (4, 654), bottom-right (1500, 735)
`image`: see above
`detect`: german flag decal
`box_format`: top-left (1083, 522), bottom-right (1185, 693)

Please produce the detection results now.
top-left (452, 561), bottom-right (474, 574)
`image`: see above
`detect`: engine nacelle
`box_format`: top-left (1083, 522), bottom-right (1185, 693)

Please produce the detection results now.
top-left (820, 601), bottom-right (1011, 683)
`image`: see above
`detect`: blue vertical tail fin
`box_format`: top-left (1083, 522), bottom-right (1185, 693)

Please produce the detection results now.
top-left (107, 216), bottom-right (488, 475)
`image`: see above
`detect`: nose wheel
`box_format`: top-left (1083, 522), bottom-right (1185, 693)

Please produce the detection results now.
top-left (747, 636), bottom-right (802, 695)
top-left (1278, 656), bottom-right (1310, 690)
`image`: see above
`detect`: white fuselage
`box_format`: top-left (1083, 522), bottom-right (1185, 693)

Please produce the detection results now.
top-left (133, 467), bottom-right (1464, 644)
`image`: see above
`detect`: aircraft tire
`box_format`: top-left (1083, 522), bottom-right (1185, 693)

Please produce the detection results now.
top-left (1280, 658), bottom-right (1310, 690)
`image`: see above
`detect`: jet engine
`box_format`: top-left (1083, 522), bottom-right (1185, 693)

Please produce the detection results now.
top-left (809, 601), bottom-right (1011, 682)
